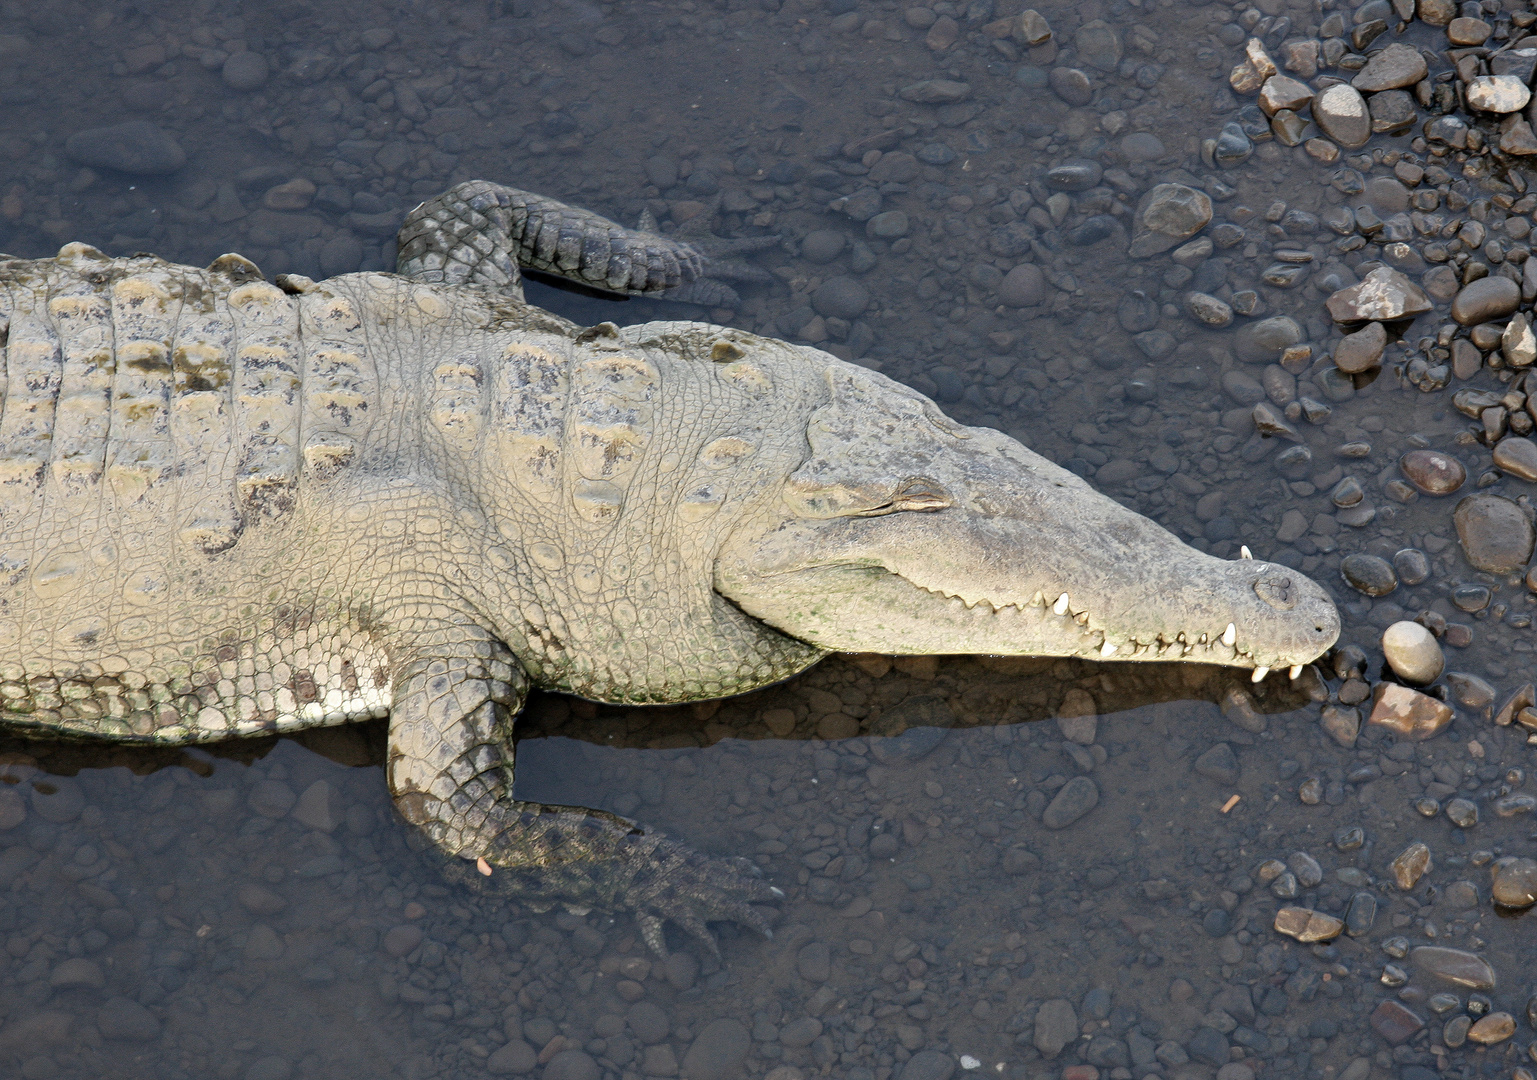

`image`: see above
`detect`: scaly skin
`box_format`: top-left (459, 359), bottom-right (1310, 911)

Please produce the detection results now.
top-left (0, 183), bottom-right (1339, 954)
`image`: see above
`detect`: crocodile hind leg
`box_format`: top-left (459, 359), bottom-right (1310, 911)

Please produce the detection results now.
top-left (395, 180), bottom-right (751, 306)
top-left (386, 623), bottom-right (780, 956)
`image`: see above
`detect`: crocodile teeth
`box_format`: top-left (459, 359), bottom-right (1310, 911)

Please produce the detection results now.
top-left (1221, 622), bottom-right (1236, 647)
top-left (1289, 664), bottom-right (1302, 679)
top-left (1240, 545), bottom-right (1253, 559)
top-left (1053, 593), bottom-right (1070, 616)
top-left (1100, 641), bottom-right (1117, 656)
top-left (1251, 666), bottom-right (1270, 683)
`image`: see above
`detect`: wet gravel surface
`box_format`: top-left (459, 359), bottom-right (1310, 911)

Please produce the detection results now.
top-left (6, 0), bottom-right (1537, 1077)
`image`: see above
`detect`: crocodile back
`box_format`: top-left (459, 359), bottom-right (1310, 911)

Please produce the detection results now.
top-left (0, 244), bottom-right (375, 554)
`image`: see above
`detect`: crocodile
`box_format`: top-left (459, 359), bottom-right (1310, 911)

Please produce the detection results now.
top-left (0, 180), bottom-right (1339, 953)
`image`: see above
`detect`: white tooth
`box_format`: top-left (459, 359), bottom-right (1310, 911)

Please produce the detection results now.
top-left (1076, 611), bottom-right (1089, 625)
top-left (1289, 664), bottom-right (1302, 679)
top-left (1222, 622), bottom-right (1236, 647)
top-left (1100, 641), bottom-right (1117, 656)
top-left (1251, 666), bottom-right (1270, 683)
top-left (1053, 593), bottom-right (1070, 615)
top-left (1240, 545), bottom-right (1252, 559)
top-left (1198, 633), bottom-right (1208, 645)
top-left (1030, 592), bottom-right (1045, 608)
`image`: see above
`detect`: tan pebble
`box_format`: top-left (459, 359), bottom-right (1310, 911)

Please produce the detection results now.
top-left (1390, 841), bottom-right (1432, 890)
top-left (1380, 621), bottom-right (1444, 684)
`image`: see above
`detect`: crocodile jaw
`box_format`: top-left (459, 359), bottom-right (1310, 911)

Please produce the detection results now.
top-left (714, 432), bottom-right (1340, 672)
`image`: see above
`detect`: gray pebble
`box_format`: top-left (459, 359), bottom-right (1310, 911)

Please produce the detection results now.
top-left (65, 120), bottom-right (185, 175)
top-left (1042, 775), bottom-right (1098, 828)
top-left (542, 1050), bottom-right (600, 1080)
top-left (98, 996), bottom-right (160, 1041)
top-left (866, 211), bottom-right (909, 239)
top-left (1193, 743), bottom-right (1239, 784)
top-left (899, 1050), bottom-right (957, 1080)
top-left (812, 277), bottom-right (870, 320)
top-left (223, 51), bottom-right (269, 91)
top-left (30, 777), bottom-right (82, 824)
top-left (800, 230), bottom-right (846, 264)
top-left (486, 1039), bottom-right (538, 1075)
top-left (1392, 547), bottom-right (1430, 585)
top-left (1034, 999), bottom-right (1078, 1057)
top-left (682, 1019), bottom-right (750, 1080)
top-left (1340, 552), bottom-right (1396, 595)
top-left (248, 780), bottom-right (296, 819)
top-left (795, 940), bottom-right (830, 982)
top-left (628, 1001), bottom-right (670, 1044)
top-left (780, 1017), bottom-right (823, 1048)
top-left (998, 264), bottom-right (1045, 307)
top-left (1049, 67), bottom-right (1093, 106)
top-left (1045, 159), bottom-right (1102, 192)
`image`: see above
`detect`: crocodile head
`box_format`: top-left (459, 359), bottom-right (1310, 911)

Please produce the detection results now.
top-left (714, 363), bottom-right (1340, 676)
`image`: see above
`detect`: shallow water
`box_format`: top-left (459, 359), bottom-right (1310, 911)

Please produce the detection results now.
top-left (1, 0), bottom-right (1536, 1078)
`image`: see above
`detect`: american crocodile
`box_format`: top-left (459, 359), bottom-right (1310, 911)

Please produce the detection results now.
top-left (0, 181), bottom-right (1339, 953)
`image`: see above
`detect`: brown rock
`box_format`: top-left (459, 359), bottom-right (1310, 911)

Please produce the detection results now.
top-left (1451, 276), bottom-right (1521, 325)
top-left (1274, 906), bottom-right (1345, 942)
top-left (1454, 492), bottom-right (1535, 572)
top-left (1334, 321), bottom-right (1386, 372)
top-left (1258, 76), bottom-right (1314, 116)
top-left (1417, 0), bottom-right (1455, 25)
top-left (1351, 43), bottom-right (1427, 92)
top-left (1448, 16), bottom-right (1492, 46)
top-left (1494, 436), bottom-right (1537, 481)
top-left (1370, 1001), bottom-right (1424, 1045)
top-left (1399, 449), bottom-right (1465, 495)
top-left (1313, 84), bottom-right (1371, 149)
top-left (1369, 684), bottom-right (1453, 741)
top-left (262, 178), bottom-right (316, 211)
top-left (1500, 115), bottom-right (1537, 155)
top-left (1411, 946), bottom-right (1495, 988)
top-left (1325, 267), bottom-right (1431, 322)
top-left (1492, 857), bottom-right (1537, 908)
top-left (1391, 841), bottom-right (1433, 890)
top-left (1056, 688), bottom-right (1097, 745)
top-left (1468, 1013), bottom-right (1515, 1044)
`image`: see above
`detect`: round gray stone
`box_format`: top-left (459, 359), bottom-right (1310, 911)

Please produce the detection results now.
top-left (865, 211), bottom-right (909, 239)
top-left (222, 51), bottom-right (270, 91)
top-left (627, 1001), bottom-right (670, 1044)
top-left (1455, 493), bottom-right (1535, 573)
top-left (64, 121), bottom-right (185, 175)
top-left (811, 276), bottom-right (870, 320)
top-left (998, 264), bottom-right (1045, 306)
top-left (487, 1039), bottom-right (538, 1075)
top-left (1235, 316), bottom-right (1303, 362)
top-left (899, 1050), bottom-right (958, 1080)
top-left (800, 230), bottom-right (846, 264)
top-left (1049, 67), bottom-right (1093, 106)
top-left (682, 1019), bottom-right (750, 1080)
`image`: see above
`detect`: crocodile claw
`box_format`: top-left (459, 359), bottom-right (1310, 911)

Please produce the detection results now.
top-left (620, 837), bottom-right (781, 958)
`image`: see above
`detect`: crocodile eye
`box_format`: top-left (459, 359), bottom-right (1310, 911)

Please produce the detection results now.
top-left (1254, 574), bottom-right (1296, 611)
top-left (856, 479), bottom-right (952, 517)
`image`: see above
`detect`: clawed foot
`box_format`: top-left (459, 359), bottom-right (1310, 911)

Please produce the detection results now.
top-left (623, 842), bottom-right (783, 958)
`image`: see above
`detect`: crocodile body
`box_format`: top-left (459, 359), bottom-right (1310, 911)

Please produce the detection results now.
top-left (0, 182), bottom-right (1339, 952)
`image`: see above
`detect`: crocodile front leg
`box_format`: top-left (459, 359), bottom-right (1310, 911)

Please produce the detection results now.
top-left (386, 624), bottom-right (780, 955)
